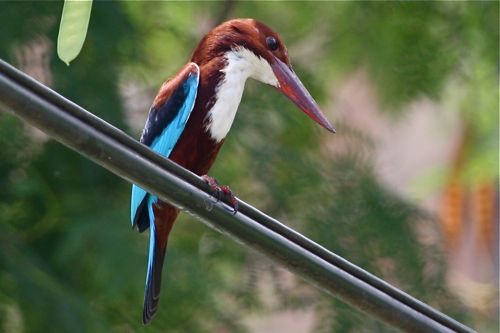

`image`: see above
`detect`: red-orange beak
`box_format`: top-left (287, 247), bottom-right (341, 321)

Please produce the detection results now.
top-left (271, 57), bottom-right (335, 133)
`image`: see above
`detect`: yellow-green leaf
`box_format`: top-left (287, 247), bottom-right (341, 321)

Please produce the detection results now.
top-left (57, 0), bottom-right (93, 66)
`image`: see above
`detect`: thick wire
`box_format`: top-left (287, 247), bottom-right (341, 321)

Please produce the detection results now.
top-left (0, 59), bottom-right (475, 333)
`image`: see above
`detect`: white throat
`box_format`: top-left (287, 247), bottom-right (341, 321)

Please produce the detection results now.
top-left (205, 47), bottom-right (278, 142)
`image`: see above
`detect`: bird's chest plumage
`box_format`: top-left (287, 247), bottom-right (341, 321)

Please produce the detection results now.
top-left (167, 60), bottom-right (231, 175)
top-left (204, 48), bottom-right (277, 142)
top-left (205, 64), bottom-right (248, 142)
top-left (169, 48), bottom-right (276, 175)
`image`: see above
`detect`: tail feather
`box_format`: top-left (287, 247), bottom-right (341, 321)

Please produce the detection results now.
top-left (142, 224), bottom-right (167, 324)
top-left (142, 198), bottom-right (179, 325)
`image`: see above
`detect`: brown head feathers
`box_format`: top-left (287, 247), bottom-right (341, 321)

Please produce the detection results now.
top-left (191, 19), bottom-right (290, 67)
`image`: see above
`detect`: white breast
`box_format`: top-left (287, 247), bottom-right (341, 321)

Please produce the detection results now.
top-left (205, 47), bottom-right (278, 142)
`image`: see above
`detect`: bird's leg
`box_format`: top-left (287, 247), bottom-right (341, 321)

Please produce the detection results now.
top-left (219, 185), bottom-right (239, 214)
top-left (201, 175), bottom-right (222, 201)
top-left (201, 175), bottom-right (239, 214)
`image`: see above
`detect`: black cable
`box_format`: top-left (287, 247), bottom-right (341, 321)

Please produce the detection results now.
top-left (0, 59), bottom-right (475, 333)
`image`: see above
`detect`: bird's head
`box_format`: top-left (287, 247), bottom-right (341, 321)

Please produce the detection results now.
top-left (191, 18), bottom-right (335, 133)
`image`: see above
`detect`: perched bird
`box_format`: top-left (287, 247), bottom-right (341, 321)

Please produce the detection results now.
top-left (131, 18), bottom-right (335, 324)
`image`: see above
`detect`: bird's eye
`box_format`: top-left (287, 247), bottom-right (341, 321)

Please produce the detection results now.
top-left (266, 36), bottom-right (279, 51)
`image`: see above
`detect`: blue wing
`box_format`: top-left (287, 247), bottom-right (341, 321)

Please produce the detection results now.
top-left (130, 63), bottom-right (200, 231)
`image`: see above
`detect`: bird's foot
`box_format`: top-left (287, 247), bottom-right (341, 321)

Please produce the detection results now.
top-left (201, 175), bottom-right (239, 214)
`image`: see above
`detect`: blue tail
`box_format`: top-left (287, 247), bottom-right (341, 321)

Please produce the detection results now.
top-left (142, 197), bottom-right (177, 325)
top-left (143, 196), bottom-right (163, 324)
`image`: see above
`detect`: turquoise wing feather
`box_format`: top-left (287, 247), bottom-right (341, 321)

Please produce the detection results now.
top-left (130, 63), bottom-right (199, 229)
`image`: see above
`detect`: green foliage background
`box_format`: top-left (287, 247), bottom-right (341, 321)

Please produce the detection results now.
top-left (0, 2), bottom-right (498, 332)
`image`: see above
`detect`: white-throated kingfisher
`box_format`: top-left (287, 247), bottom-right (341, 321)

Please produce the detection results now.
top-left (130, 18), bottom-right (335, 324)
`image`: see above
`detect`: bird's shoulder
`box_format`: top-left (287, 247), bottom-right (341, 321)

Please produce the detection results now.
top-left (140, 63), bottom-right (200, 146)
top-left (152, 62), bottom-right (200, 109)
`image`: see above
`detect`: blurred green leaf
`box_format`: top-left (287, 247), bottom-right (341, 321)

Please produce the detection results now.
top-left (57, 0), bottom-right (93, 65)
